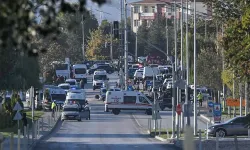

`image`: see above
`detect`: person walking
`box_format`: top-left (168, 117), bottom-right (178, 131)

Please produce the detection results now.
top-left (197, 92), bottom-right (203, 107)
top-left (80, 79), bottom-right (84, 89)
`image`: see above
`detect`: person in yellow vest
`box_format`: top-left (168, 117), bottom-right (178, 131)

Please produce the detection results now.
top-left (51, 100), bottom-right (57, 117)
top-left (197, 92), bottom-right (203, 106)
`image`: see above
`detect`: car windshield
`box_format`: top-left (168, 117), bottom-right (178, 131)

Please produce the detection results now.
top-left (224, 117), bottom-right (237, 124)
top-left (94, 75), bottom-right (107, 80)
top-left (59, 86), bottom-right (70, 89)
top-left (51, 94), bottom-right (66, 101)
top-left (66, 81), bottom-right (75, 85)
top-left (63, 108), bottom-right (78, 111)
top-left (75, 68), bottom-right (86, 74)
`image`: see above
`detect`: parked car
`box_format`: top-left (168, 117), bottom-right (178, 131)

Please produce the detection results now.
top-left (207, 115), bottom-right (250, 137)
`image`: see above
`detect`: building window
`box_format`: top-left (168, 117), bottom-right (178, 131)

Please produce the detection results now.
top-left (144, 6), bottom-right (148, 13)
top-left (152, 6), bottom-right (155, 13)
top-left (134, 6), bottom-right (139, 13)
top-left (134, 20), bottom-right (139, 27)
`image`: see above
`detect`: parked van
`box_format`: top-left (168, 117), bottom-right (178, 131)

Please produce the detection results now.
top-left (105, 91), bottom-right (152, 115)
top-left (73, 64), bottom-right (87, 83)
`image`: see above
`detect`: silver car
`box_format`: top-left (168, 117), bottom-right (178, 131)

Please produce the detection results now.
top-left (61, 104), bottom-right (81, 121)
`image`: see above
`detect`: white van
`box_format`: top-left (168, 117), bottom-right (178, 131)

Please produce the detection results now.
top-left (65, 90), bottom-right (86, 109)
top-left (93, 70), bottom-right (108, 90)
top-left (105, 91), bottom-right (152, 115)
top-left (73, 64), bottom-right (87, 83)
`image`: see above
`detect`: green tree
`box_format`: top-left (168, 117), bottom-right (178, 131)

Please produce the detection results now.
top-left (137, 21), bottom-right (148, 56)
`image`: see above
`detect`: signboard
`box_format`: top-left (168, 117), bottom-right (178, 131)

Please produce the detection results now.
top-left (176, 104), bottom-right (182, 115)
top-left (13, 111), bottom-right (22, 120)
top-left (207, 100), bottom-right (213, 117)
top-left (226, 98), bottom-right (246, 107)
top-left (13, 102), bottom-right (23, 111)
top-left (213, 103), bottom-right (221, 123)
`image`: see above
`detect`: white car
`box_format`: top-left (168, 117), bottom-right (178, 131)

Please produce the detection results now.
top-left (65, 79), bottom-right (77, 87)
top-left (58, 83), bottom-right (70, 93)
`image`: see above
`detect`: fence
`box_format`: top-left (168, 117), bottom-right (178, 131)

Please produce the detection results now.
top-left (0, 107), bottom-right (61, 150)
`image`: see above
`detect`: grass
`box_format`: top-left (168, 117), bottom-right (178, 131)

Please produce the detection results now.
top-left (0, 110), bottom-right (44, 137)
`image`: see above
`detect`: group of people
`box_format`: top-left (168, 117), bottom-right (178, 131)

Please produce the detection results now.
top-left (53, 75), bottom-right (67, 85)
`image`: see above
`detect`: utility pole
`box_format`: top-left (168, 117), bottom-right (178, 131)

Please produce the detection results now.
top-left (81, 14), bottom-right (85, 61)
top-left (165, 6), bottom-right (169, 57)
top-left (110, 24), bottom-right (113, 60)
top-left (245, 82), bottom-right (249, 115)
top-left (172, 0), bottom-right (177, 139)
top-left (135, 27), bottom-right (138, 62)
top-left (193, 0), bottom-right (197, 136)
top-left (185, 0), bottom-right (190, 126)
top-left (124, 0), bottom-right (128, 90)
top-left (180, 0), bottom-right (183, 75)
top-left (180, 0), bottom-right (184, 132)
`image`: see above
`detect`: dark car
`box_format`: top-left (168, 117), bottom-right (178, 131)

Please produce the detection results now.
top-left (88, 65), bottom-right (114, 74)
top-left (207, 115), bottom-right (250, 137)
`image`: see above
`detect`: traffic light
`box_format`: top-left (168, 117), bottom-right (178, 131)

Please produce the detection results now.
top-left (180, 89), bottom-right (185, 102)
top-left (187, 87), bottom-right (193, 101)
top-left (113, 21), bottom-right (119, 39)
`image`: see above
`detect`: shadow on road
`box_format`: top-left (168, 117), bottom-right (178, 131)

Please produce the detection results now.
top-left (53, 133), bottom-right (151, 138)
top-left (35, 142), bottom-right (181, 150)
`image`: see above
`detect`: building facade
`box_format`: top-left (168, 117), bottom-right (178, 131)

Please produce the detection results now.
top-left (130, 0), bottom-right (212, 33)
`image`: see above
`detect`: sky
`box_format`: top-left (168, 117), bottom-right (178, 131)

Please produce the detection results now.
top-left (86, 0), bottom-right (140, 23)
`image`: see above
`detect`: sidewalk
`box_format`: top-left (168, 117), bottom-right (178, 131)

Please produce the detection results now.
top-left (1, 111), bottom-right (60, 150)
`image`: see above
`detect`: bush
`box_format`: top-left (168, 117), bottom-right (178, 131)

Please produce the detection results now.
top-left (0, 113), bottom-right (14, 129)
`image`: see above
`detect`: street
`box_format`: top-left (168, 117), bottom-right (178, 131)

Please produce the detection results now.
top-left (34, 74), bottom-right (181, 150)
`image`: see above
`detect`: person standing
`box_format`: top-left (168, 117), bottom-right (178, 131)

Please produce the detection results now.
top-left (22, 113), bottom-right (28, 136)
top-left (197, 92), bottom-right (203, 106)
top-left (80, 79), bottom-right (84, 89)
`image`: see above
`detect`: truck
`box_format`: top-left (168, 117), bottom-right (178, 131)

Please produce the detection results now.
top-left (105, 91), bottom-right (152, 115)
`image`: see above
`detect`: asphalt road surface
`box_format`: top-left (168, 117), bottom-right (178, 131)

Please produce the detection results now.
top-left (34, 74), bottom-right (180, 150)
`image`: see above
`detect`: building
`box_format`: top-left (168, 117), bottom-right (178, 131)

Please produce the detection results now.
top-left (130, 0), bottom-right (212, 33)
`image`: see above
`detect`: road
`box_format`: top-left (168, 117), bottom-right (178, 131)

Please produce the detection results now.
top-left (34, 73), bottom-right (180, 150)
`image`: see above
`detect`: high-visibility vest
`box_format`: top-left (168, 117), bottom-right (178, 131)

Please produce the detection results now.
top-left (51, 102), bottom-right (56, 109)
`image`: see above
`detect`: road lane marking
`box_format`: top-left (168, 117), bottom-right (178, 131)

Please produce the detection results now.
top-left (131, 114), bottom-right (142, 127)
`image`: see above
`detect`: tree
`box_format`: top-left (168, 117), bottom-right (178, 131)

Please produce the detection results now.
top-left (37, 9), bottom-right (98, 73)
top-left (146, 17), bottom-right (167, 56)
top-left (137, 21), bottom-right (149, 56)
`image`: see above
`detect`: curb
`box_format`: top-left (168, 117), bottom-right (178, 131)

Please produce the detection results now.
top-left (200, 114), bottom-right (214, 124)
top-left (30, 115), bottom-right (61, 150)
top-left (155, 136), bottom-right (167, 142)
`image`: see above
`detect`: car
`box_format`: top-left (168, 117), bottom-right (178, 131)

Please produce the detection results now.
top-left (65, 79), bottom-right (77, 87)
top-left (88, 65), bottom-right (114, 74)
top-left (61, 104), bottom-right (81, 121)
top-left (207, 115), bottom-right (250, 137)
top-left (58, 83), bottom-right (70, 93)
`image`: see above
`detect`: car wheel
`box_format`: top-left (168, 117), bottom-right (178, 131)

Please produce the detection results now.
top-left (215, 129), bottom-right (226, 137)
top-left (112, 109), bottom-right (120, 115)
